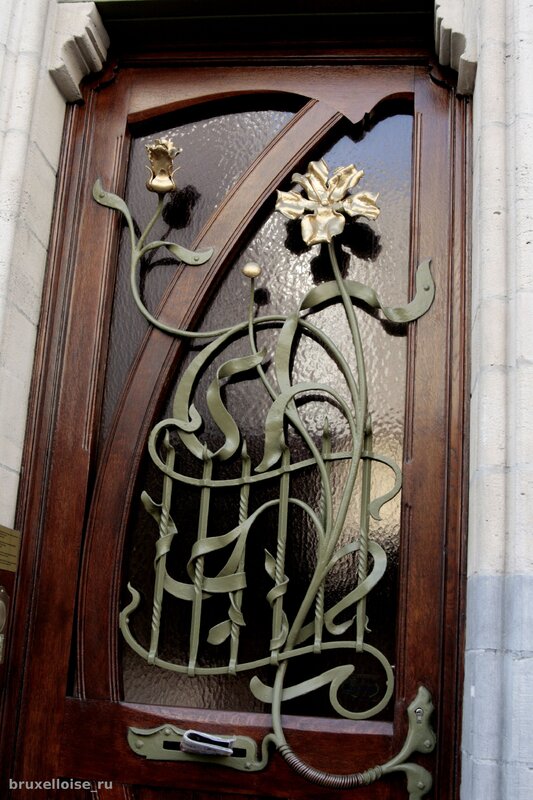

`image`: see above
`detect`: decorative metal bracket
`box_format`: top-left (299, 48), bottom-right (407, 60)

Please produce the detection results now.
top-left (128, 725), bottom-right (270, 772)
top-left (95, 141), bottom-right (436, 795)
top-left (127, 686), bottom-right (435, 796)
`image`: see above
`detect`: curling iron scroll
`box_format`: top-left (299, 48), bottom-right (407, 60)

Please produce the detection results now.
top-left (94, 140), bottom-right (436, 797)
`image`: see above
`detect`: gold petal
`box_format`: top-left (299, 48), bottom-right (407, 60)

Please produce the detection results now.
top-left (342, 191), bottom-right (380, 220)
top-left (275, 189), bottom-right (310, 220)
top-left (146, 169), bottom-right (177, 194)
top-left (327, 164), bottom-right (364, 202)
top-left (301, 209), bottom-right (345, 245)
top-left (145, 139), bottom-right (180, 183)
top-left (158, 138), bottom-right (178, 158)
top-left (292, 159), bottom-right (329, 203)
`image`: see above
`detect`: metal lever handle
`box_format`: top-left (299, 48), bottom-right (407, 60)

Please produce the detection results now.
top-left (180, 730), bottom-right (235, 757)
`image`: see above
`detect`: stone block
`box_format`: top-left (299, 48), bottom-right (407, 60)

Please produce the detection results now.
top-left (30, 73), bottom-right (66, 172)
top-left (0, 304), bottom-right (37, 385)
top-left (512, 468), bottom-right (533, 571)
top-left (461, 755), bottom-right (502, 800)
top-left (0, 388), bottom-right (25, 474)
top-left (19, 140), bottom-right (57, 248)
top-left (515, 368), bottom-right (533, 467)
top-left (467, 469), bottom-right (506, 576)
top-left (464, 574), bottom-right (504, 651)
top-left (470, 369), bottom-right (507, 469)
top-left (463, 649), bottom-right (504, 762)
top-left (0, 464), bottom-right (19, 530)
top-left (515, 294), bottom-right (533, 363)
top-left (502, 761), bottom-right (533, 800)
top-left (5, 224), bottom-right (47, 325)
top-left (470, 296), bottom-right (508, 373)
top-left (504, 575), bottom-right (533, 652)
top-left (503, 651), bottom-right (533, 763)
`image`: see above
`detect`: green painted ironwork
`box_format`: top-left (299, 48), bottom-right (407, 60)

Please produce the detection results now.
top-left (127, 685), bottom-right (435, 794)
top-left (94, 147), bottom-right (436, 796)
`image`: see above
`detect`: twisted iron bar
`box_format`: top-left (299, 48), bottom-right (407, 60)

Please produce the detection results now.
top-left (277, 746), bottom-right (383, 788)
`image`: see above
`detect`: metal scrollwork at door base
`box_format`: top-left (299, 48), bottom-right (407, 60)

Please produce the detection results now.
top-left (94, 140), bottom-right (436, 797)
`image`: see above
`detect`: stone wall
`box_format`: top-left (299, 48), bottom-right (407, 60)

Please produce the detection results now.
top-left (0, 0), bottom-right (65, 526)
top-left (458, 1), bottom-right (533, 796)
top-left (0, 0), bottom-right (107, 526)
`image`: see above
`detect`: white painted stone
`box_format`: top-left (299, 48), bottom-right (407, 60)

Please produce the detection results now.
top-left (461, 758), bottom-right (502, 800)
top-left (30, 75), bottom-right (65, 171)
top-left (0, 434), bottom-right (23, 479)
top-left (463, 0), bottom-right (533, 794)
top-left (0, 305), bottom-right (37, 386)
top-left (0, 466), bottom-right (20, 530)
top-left (471, 296), bottom-right (508, 369)
top-left (463, 649), bottom-right (504, 761)
top-left (516, 295), bottom-right (533, 361)
top-left (0, 129), bottom-right (33, 226)
top-left (512, 469), bottom-right (533, 573)
top-left (505, 652), bottom-right (533, 762)
top-left (0, 12), bottom-right (11, 44)
top-left (472, 369), bottom-right (507, 468)
top-left (0, 1), bottom-right (107, 532)
top-left (504, 575), bottom-right (533, 653)
top-left (49, 2), bottom-right (110, 102)
top-left (503, 762), bottom-right (533, 800)
top-left (515, 208), bottom-right (533, 289)
top-left (0, 0), bottom-right (53, 433)
top-left (465, 575), bottom-right (504, 650)
top-left (5, 225), bottom-right (48, 325)
top-left (515, 369), bottom-right (533, 469)
top-left (467, 469), bottom-right (506, 576)
top-left (0, 373), bottom-right (27, 471)
top-left (19, 142), bottom-right (59, 248)
top-left (434, 1), bottom-right (477, 94)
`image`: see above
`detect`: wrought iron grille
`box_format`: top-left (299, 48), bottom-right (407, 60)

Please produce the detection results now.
top-left (94, 139), bottom-right (436, 797)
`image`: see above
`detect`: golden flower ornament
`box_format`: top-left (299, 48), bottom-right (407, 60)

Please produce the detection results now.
top-left (145, 138), bottom-right (181, 194)
top-left (275, 159), bottom-right (380, 245)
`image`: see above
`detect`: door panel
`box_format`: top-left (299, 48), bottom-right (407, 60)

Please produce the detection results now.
top-left (6, 58), bottom-right (468, 800)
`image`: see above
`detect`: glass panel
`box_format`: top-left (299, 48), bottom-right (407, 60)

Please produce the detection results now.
top-left (121, 113), bottom-right (413, 721)
top-left (101, 98), bottom-right (300, 445)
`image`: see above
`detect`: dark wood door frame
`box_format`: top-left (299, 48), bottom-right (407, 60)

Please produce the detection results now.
top-left (0, 50), bottom-right (469, 799)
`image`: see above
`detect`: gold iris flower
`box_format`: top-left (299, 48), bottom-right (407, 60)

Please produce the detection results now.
top-left (275, 159), bottom-right (380, 245)
top-left (145, 138), bottom-right (181, 194)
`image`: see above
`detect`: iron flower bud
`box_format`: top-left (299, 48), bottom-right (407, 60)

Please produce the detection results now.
top-left (145, 138), bottom-right (181, 194)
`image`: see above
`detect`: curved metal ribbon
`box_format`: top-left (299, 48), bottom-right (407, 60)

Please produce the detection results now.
top-left (95, 163), bottom-right (436, 797)
top-left (300, 258), bottom-right (435, 323)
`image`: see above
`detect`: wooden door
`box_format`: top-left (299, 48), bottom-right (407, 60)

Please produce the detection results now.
top-left (3, 54), bottom-right (469, 800)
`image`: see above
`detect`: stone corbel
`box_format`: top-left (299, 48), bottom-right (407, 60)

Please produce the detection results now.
top-left (49, 2), bottom-right (110, 102)
top-left (48, 2), bottom-right (478, 101)
top-left (434, 1), bottom-right (477, 95)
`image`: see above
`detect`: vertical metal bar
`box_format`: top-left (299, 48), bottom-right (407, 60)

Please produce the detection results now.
top-left (314, 419), bottom-right (331, 652)
top-left (148, 432), bottom-right (175, 664)
top-left (229, 440), bottom-right (251, 674)
top-left (356, 420), bottom-right (373, 648)
top-left (270, 447), bottom-right (290, 663)
top-left (188, 446), bottom-right (213, 675)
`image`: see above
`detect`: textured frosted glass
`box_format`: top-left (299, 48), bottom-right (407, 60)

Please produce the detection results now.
top-left (101, 101), bottom-right (298, 444)
top-left (122, 114), bottom-right (413, 719)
